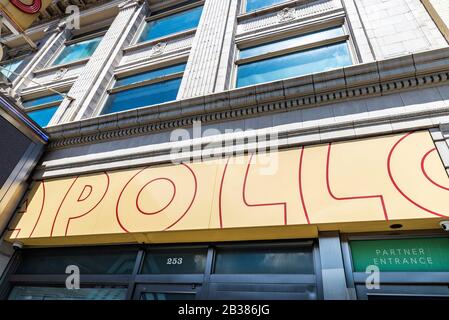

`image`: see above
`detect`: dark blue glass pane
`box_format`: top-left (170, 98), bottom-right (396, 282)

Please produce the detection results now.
top-left (22, 94), bottom-right (63, 108)
top-left (115, 63), bottom-right (186, 87)
top-left (16, 247), bottom-right (137, 275)
top-left (240, 27), bottom-right (345, 59)
top-left (246, 0), bottom-right (287, 12)
top-left (214, 246), bottom-right (315, 274)
top-left (53, 36), bottom-right (102, 66)
top-left (139, 6), bottom-right (203, 42)
top-left (27, 105), bottom-right (59, 127)
top-left (102, 78), bottom-right (182, 114)
top-left (237, 42), bottom-right (352, 87)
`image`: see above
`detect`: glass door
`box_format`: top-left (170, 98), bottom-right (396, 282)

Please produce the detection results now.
top-left (133, 284), bottom-right (201, 300)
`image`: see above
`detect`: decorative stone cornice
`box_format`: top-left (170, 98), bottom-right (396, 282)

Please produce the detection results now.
top-left (45, 47), bottom-right (449, 150)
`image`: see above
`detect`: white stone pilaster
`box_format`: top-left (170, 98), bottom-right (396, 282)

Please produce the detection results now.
top-left (177, 0), bottom-right (239, 99)
top-left (52, 0), bottom-right (146, 124)
top-left (340, 0), bottom-right (376, 63)
top-left (13, 21), bottom-right (71, 93)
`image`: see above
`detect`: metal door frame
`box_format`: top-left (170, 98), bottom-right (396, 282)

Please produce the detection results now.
top-left (132, 283), bottom-right (202, 300)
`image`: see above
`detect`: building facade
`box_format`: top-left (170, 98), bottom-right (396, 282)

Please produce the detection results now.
top-left (0, 0), bottom-right (449, 300)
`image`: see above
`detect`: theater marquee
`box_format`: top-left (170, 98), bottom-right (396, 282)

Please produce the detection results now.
top-left (7, 131), bottom-right (449, 245)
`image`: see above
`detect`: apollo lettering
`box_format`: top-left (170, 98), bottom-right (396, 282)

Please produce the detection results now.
top-left (8, 131), bottom-right (449, 241)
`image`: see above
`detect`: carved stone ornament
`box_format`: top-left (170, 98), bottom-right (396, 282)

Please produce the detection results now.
top-left (277, 7), bottom-right (297, 23)
top-left (150, 42), bottom-right (167, 56)
top-left (54, 68), bottom-right (68, 80)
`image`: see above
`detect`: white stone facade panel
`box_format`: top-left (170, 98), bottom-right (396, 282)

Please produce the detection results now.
top-left (23, 64), bottom-right (84, 90)
top-left (354, 0), bottom-right (447, 59)
top-left (120, 35), bottom-right (194, 66)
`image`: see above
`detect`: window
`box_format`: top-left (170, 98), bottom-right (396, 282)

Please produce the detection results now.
top-left (214, 246), bottom-right (315, 274)
top-left (52, 36), bottom-right (102, 66)
top-left (236, 27), bottom-right (352, 87)
top-left (22, 93), bottom-right (65, 128)
top-left (0, 59), bottom-right (23, 80)
top-left (101, 63), bottom-right (186, 115)
top-left (245, 0), bottom-right (288, 12)
top-left (4, 242), bottom-right (319, 300)
top-left (139, 6), bottom-right (203, 42)
top-left (16, 247), bottom-right (138, 275)
top-left (141, 248), bottom-right (207, 274)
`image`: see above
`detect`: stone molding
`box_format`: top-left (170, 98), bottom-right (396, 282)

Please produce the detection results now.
top-left (45, 47), bottom-right (449, 150)
top-left (237, 0), bottom-right (342, 35)
top-left (38, 104), bottom-right (449, 179)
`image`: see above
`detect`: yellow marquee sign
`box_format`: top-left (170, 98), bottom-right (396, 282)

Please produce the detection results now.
top-left (0, 0), bottom-right (52, 31)
top-left (7, 131), bottom-right (449, 245)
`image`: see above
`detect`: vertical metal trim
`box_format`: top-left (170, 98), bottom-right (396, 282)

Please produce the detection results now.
top-left (125, 248), bottom-right (145, 300)
top-left (0, 249), bottom-right (21, 300)
top-left (198, 246), bottom-right (214, 300)
top-left (313, 241), bottom-right (324, 300)
top-left (340, 234), bottom-right (357, 300)
top-left (318, 231), bottom-right (352, 300)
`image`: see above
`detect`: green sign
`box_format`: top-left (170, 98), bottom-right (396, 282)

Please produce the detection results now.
top-left (350, 238), bottom-right (449, 272)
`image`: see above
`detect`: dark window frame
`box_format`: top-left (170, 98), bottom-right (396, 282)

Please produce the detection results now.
top-left (1, 240), bottom-right (322, 300)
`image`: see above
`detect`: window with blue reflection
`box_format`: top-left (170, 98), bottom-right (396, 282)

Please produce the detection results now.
top-left (22, 94), bottom-right (64, 127)
top-left (0, 59), bottom-right (23, 79)
top-left (240, 27), bottom-right (345, 59)
top-left (237, 42), bottom-right (352, 87)
top-left (22, 94), bottom-right (63, 108)
top-left (139, 6), bottom-right (203, 42)
top-left (52, 36), bottom-right (102, 66)
top-left (115, 63), bottom-right (186, 87)
top-left (246, 0), bottom-right (287, 12)
top-left (26, 105), bottom-right (59, 127)
top-left (102, 78), bottom-right (182, 114)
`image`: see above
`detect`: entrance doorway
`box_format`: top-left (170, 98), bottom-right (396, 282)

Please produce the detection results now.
top-left (2, 240), bottom-right (322, 300)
